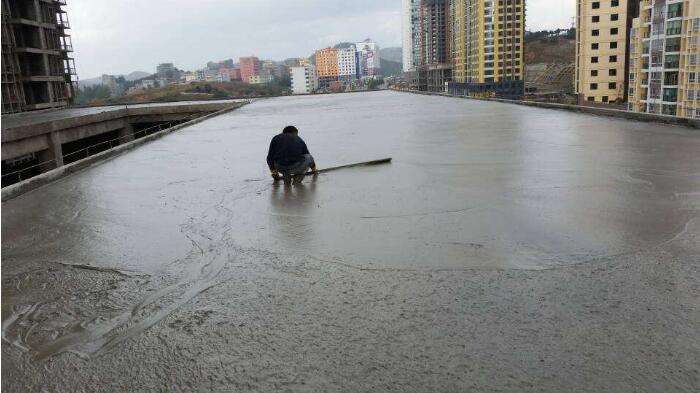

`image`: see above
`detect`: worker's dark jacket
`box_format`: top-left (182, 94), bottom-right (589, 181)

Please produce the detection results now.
top-left (266, 133), bottom-right (310, 169)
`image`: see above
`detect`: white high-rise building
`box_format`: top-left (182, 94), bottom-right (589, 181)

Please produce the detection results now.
top-left (402, 0), bottom-right (420, 73)
top-left (356, 39), bottom-right (381, 77)
top-left (337, 46), bottom-right (358, 80)
top-left (290, 65), bottom-right (318, 95)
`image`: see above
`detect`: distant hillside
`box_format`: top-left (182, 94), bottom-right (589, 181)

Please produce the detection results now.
top-left (125, 71), bottom-right (150, 81)
top-left (379, 47), bottom-right (402, 63)
top-left (77, 70), bottom-right (151, 88)
top-left (380, 58), bottom-right (402, 77)
top-left (525, 29), bottom-right (576, 65)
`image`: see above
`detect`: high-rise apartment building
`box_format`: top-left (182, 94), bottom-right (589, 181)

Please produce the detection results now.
top-left (337, 46), bottom-right (358, 82)
top-left (290, 64), bottom-right (318, 95)
top-left (315, 47), bottom-right (339, 89)
top-left (402, 0), bottom-right (421, 72)
top-left (448, 0), bottom-right (526, 98)
top-left (575, 0), bottom-right (640, 104)
top-left (1, 0), bottom-right (76, 114)
top-left (356, 39), bottom-right (381, 77)
top-left (628, 0), bottom-right (700, 118)
top-left (239, 56), bottom-right (260, 84)
top-left (417, 0), bottom-right (452, 91)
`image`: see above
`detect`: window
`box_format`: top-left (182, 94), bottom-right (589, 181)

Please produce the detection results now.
top-left (666, 20), bottom-right (682, 35)
top-left (610, 41), bottom-right (618, 49)
top-left (609, 69), bottom-right (617, 76)
top-left (611, 14), bottom-right (619, 22)
top-left (602, 96), bottom-right (609, 103)
top-left (592, 2), bottom-right (600, 9)
top-left (590, 83), bottom-right (599, 90)
top-left (592, 15), bottom-right (600, 23)
top-left (663, 88), bottom-right (677, 102)
top-left (610, 28), bottom-right (618, 35)
top-left (690, 72), bottom-right (697, 83)
top-left (665, 37), bottom-right (681, 52)
top-left (591, 70), bottom-right (599, 76)
top-left (611, 0), bottom-right (619, 6)
top-left (592, 29), bottom-right (600, 36)
top-left (592, 56), bottom-right (599, 63)
top-left (664, 72), bottom-right (679, 85)
top-left (592, 43), bottom-right (599, 50)
top-left (667, 3), bottom-right (683, 19)
top-left (664, 54), bottom-right (680, 68)
top-left (587, 97), bottom-right (595, 102)
top-left (609, 55), bottom-right (618, 63)
top-left (609, 82), bottom-right (617, 89)
top-left (662, 104), bottom-right (677, 116)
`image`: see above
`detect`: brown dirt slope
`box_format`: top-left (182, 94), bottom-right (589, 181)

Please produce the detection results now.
top-left (525, 37), bottom-right (575, 65)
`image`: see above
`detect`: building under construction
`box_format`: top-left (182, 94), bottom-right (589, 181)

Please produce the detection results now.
top-left (1, 0), bottom-right (76, 114)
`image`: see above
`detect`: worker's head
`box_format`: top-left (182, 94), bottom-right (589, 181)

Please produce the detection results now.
top-left (282, 125), bottom-right (298, 135)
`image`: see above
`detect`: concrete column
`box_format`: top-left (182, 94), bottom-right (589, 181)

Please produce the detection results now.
top-left (35, 132), bottom-right (63, 172)
top-left (46, 132), bottom-right (64, 168)
top-left (118, 123), bottom-right (135, 143)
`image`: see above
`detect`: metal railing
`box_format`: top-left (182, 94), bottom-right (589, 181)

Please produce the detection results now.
top-left (2, 112), bottom-right (203, 185)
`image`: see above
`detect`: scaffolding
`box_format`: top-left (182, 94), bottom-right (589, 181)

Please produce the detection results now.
top-left (1, 0), bottom-right (76, 114)
top-left (1, 0), bottom-right (26, 114)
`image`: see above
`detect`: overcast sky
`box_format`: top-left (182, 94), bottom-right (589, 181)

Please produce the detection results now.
top-left (67, 0), bottom-right (575, 79)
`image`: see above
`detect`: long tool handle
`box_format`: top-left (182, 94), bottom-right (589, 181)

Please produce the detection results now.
top-left (305, 158), bottom-right (392, 176)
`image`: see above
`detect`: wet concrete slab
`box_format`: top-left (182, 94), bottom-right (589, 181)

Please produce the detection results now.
top-left (2, 91), bottom-right (699, 391)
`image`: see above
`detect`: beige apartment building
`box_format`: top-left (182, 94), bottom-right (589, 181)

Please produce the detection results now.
top-left (628, 0), bottom-right (700, 118)
top-left (449, 0), bottom-right (526, 98)
top-left (575, 0), bottom-right (640, 104)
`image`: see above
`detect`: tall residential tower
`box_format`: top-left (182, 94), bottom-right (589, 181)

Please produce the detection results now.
top-left (575, 0), bottom-right (640, 104)
top-left (417, 0), bottom-right (452, 91)
top-left (449, 0), bottom-right (526, 98)
top-left (628, 0), bottom-right (700, 118)
top-left (402, 0), bottom-right (421, 73)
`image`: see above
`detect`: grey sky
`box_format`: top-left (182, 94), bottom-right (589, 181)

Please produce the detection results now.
top-left (68, 0), bottom-right (575, 79)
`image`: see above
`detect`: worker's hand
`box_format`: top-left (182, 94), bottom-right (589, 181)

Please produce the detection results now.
top-left (270, 169), bottom-right (281, 180)
top-left (310, 164), bottom-right (317, 174)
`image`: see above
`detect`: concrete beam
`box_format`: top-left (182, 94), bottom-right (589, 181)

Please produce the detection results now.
top-left (1, 135), bottom-right (50, 160)
top-left (56, 118), bottom-right (127, 144)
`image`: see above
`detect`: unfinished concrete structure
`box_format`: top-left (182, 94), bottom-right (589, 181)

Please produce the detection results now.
top-left (1, 101), bottom-right (240, 187)
top-left (416, 0), bottom-right (452, 92)
top-left (1, 0), bottom-right (76, 114)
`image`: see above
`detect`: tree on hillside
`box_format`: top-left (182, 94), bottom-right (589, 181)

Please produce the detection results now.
top-left (75, 85), bottom-right (112, 105)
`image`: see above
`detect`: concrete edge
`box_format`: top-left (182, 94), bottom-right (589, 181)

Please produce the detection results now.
top-left (1, 102), bottom-right (246, 203)
top-left (393, 89), bottom-right (700, 129)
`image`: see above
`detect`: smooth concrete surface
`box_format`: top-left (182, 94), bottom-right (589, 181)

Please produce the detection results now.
top-left (2, 91), bottom-right (699, 392)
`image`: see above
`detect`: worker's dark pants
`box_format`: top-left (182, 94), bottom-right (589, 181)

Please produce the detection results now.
top-left (274, 154), bottom-right (315, 181)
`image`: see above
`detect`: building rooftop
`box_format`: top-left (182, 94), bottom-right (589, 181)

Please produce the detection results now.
top-left (2, 91), bottom-right (698, 391)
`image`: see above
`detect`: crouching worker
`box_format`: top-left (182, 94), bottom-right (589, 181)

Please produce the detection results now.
top-left (267, 125), bottom-right (317, 184)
